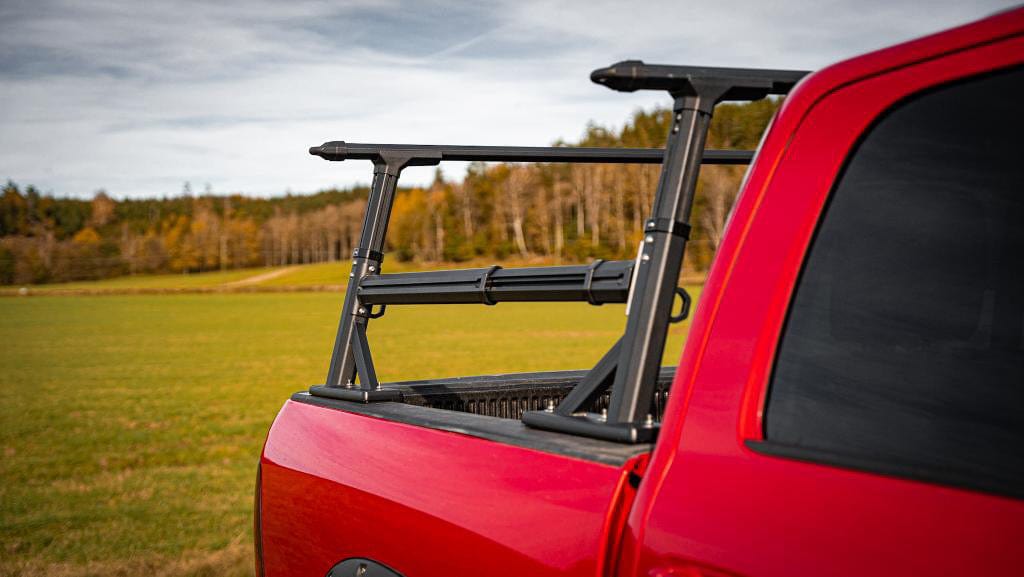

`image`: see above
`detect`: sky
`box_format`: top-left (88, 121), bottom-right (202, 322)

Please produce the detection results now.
top-left (0, 0), bottom-right (1015, 198)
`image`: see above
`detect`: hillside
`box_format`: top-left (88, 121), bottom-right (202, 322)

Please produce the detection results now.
top-left (1, 101), bottom-right (778, 286)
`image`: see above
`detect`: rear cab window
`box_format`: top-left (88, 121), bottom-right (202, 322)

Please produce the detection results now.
top-left (762, 66), bottom-right (1024, 497)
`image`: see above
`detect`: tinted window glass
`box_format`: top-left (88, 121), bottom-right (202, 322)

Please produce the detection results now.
top-left (765, 66), bottom-right (1024, 495)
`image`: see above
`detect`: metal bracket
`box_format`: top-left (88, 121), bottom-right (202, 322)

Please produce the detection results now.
top-left (479, 265), bottom-right (502, 306)
top-left (311, 323), bottom-right (401, 402)
top-left (645, 218), bottom-right (691, 239)
top-left (521, 410), bottom-right (659, 443)
top-left (669, 287), bottom-right (691, 324)
top-left (352, 247), bottom-right (384, 262)
top-left (582, 259), bottom-right (605, 305)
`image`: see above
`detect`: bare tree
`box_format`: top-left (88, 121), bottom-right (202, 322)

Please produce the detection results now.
top-left (505, 166), bottom-right (532, 257)
top-left (698, 166), bottom-right (743, 251)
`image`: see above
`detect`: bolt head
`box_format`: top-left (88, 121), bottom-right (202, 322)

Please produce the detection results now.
top-left (641, 254), bottom-right (651, 262)
top-left (368, 265), bottom-right (376, 272)
top-left (645, 235), bottom-right (654, 242)
top-left (358, 307), bottom-right (366, 314)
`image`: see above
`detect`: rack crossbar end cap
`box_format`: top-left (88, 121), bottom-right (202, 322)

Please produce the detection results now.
top-left (309, 141), bottom-right (347, 161)
top-left (590, 60), bottom-right (645, 92)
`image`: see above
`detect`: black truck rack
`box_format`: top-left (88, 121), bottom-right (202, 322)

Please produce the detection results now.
top-left (308, 60), bottom-right (808, 443)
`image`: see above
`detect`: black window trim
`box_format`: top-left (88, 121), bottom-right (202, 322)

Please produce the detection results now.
top-left (744, 439), bottom-right (1023, 500)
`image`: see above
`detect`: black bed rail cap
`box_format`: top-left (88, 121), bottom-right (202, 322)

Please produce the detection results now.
top-left (591, 60), bottom-right (810, 100)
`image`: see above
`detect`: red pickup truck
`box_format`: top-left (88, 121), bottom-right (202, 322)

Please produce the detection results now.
top-left (256, 9), bottom-right (1023, 577)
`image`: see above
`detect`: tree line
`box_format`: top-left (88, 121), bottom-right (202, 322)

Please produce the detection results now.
top-left (0, 100), bottom-right (779, 285)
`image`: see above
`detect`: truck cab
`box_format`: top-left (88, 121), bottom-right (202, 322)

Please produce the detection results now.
top-left (256, 9), bottom-right (1023, 577)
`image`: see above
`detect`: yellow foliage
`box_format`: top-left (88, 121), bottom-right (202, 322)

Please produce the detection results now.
top-left (72, 227), bottom-right (101, 245)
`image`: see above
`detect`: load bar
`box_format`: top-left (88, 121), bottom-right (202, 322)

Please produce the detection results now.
top-left (310, 143), bottom-right (754, 165)
top-left (358, 260), bottom-right (635, 306)
top-left (591, 60), bottom-right (806, 98)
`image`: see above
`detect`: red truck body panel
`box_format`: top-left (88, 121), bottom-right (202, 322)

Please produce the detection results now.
top-left (626, 12), bottom-right (1024, 577)
top-left (259, 9), bottom-right (1024, 577)
top-left (260, 401), bottom-right (626, 577)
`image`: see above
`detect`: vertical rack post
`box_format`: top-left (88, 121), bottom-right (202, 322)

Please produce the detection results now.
top-left (319, 151), bottom-right (440, 402)
top-left (605, 83), bottom-right (727, 427)
top-left (523, 84), bottom-right (727, 442)
top-left (523, 62), bottom-right (807, 442)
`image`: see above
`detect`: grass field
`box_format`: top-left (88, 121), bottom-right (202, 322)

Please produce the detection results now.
top-left (0, 273), bottom-right (698, 576)
top-left (6, 258), bottom-right (579, 294)
top-left (28, 267), bottom-right (274, 290)
top-left (6, 257), bottom-right (706, 295)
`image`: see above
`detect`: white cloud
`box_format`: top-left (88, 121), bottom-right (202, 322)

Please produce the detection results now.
top-left (0, 0), bottom-right (1014, 197)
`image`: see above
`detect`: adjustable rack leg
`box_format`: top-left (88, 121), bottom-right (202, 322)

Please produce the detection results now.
top-left (554, 338), bottom-right (621, 416)
top-left (524, 74), bottom-right (754, 442)
top-left (316, 150), bottom-right (441, 402)
top-left (352, 321), bottom-right (379, 389)
top-left (605, 88), bottom-right (721, 426)
top-left (324, 169), bottom-right (389, 389)
top-left (319, 153), bottom-right (438, 401)
top-left (524, 337), bottom-right (660, 443)
top-left (311, 321), bottom-right (401, 403)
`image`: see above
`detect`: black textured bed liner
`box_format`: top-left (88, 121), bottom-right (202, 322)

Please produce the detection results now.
top-left (311, 367), bottom-right (675, 421)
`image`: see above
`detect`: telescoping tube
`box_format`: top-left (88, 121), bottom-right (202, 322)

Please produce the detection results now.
top-left (357, 260), bottom-right (635, 306)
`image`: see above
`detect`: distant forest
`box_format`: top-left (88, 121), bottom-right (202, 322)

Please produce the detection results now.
top-left (0, 100), bottom-right (779, 285)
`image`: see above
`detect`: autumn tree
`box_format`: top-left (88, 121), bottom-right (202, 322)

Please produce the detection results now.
top-left (0, 100), bottom-right (780, 284)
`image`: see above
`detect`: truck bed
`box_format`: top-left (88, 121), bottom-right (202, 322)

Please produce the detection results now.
top-left (311, 367), bottom-right (674, 419)
top-left (293, 367), bottom-right (674, 465)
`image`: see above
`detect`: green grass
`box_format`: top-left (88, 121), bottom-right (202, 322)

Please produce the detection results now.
top-left (0, 289), bottom-right (698, 576)
top-left (28, 267), bottom-right (272, 290)
top-left (11, 258), bottom-right (598, 292)
top-left (257, 261), bottom-right (411, 287)
top-left (256, 261), bottom-right (343, 286)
